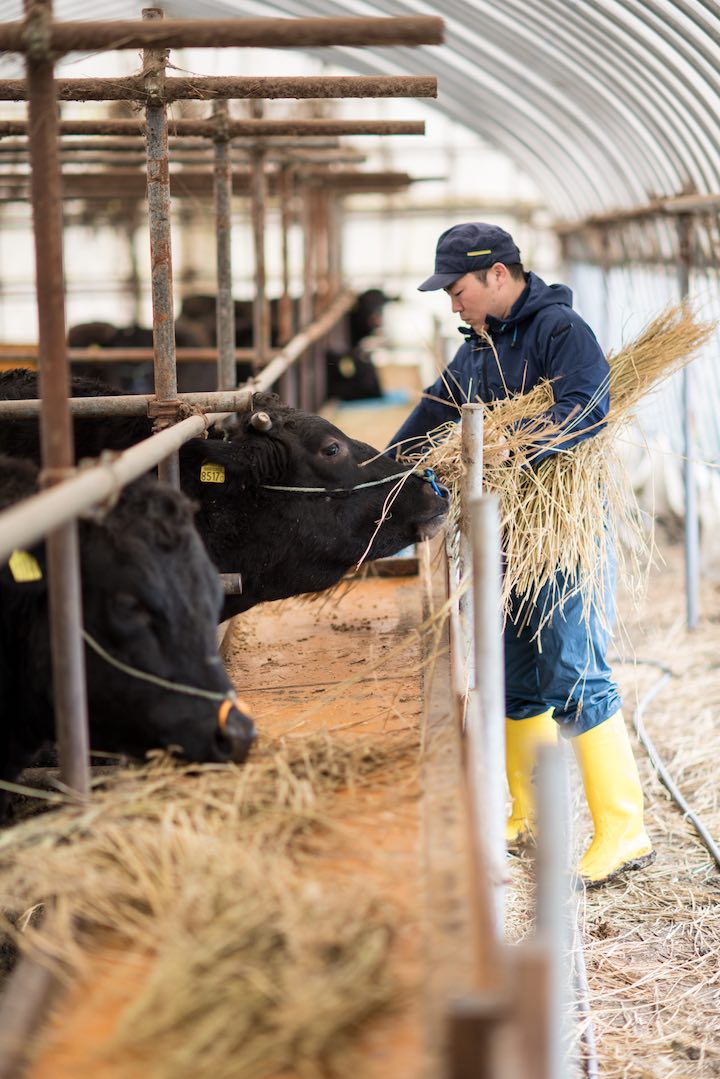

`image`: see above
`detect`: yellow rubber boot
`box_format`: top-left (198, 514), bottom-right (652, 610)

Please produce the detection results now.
top-left (505, 709), bottom-right (557, 849)
top-left (573, 712), bottom-right (655, 886)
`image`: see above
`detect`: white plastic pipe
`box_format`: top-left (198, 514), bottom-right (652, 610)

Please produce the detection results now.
top-left (469, 493), bottom-right (506, 930)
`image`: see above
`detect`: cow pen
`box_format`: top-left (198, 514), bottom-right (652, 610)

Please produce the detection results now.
top-left (0, 4), bottom-right (558, 1076)
top-left (0, 4), bottom-right (456, 1073)
top-left (0, 4), bottom-right (577, 1075)
top-left (0, 4), bottom-right (718, 1078)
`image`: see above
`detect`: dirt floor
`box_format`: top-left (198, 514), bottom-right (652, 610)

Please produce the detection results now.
top-left (333, 372), bottom-right (720, 1078)
top-left (14, 365), bottom-right (720, 1078)
top-left (27, 570), bottom-right (431, 1079)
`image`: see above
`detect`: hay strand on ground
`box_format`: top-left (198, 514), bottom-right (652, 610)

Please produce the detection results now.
top-left (0, 731), bottom-right (421, 1078)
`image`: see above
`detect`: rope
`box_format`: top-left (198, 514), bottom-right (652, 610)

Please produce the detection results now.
top-left (81, 630), bottom-right (236, 705)
top-left (260, 470), bottom-right (411, 494)
top-left (261, 466), bottom-right (446, 496)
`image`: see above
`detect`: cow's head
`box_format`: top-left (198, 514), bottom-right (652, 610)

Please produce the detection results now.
top-left (182, 393), bottom-right (448, 611)
top-left (79, 477), bottom-right (256, 765)
top-left (0, 459), bottom-right (255, 777)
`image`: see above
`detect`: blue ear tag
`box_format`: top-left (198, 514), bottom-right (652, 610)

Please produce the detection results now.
top-left (420, 468), bottom-right (448, 498)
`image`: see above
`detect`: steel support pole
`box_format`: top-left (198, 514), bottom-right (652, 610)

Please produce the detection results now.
top-left (277, 164), bottom-right (298, 406)
top-left (460, 403), bottom-right (484, 690)
top-left (678, 215), bottom-right (699, 630)
top-left (143, 7), bottom-right (179, 487)
top-left (469, 494), bottom-right (506, 933)
top-left (535, 745), bottom-right (572, 1079)
top-left (299, 179), bottom-right (315, 411)
top-left (213, 100), bottom-right (236, 391)
top-left (250, 100), bottom-right (270, 372)
top-left (312, 188), bottom-right (328, 409)
top-left (24, 0), bottom-right (89, 801)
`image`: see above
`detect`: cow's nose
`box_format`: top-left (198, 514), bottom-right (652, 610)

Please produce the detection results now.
top-left (419, 467), bottom-right (450, 499)
top-left (214, 699), bottom-right (256, 763)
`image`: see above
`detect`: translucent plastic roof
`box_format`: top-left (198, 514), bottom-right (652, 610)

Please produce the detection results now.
top-left (2, 0), bottom-right (719, 219)
top-left (161, 0), bottom-right (720, 219)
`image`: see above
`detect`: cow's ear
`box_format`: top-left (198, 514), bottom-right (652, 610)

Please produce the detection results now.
top-left (183, 436), bottom-right (289, 488)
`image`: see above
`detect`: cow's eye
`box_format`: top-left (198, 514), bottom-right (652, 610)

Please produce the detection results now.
top-left (113, 591), bottom-right (153, 628)
top-left (322, 441), bottom-right (341, 457)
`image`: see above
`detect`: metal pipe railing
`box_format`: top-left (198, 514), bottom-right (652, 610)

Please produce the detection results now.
top-left (143, 7), bottom-right (179, 487)
top-left (0, 290), bottom-right (356, 561)
top-left (25, 0), bottom-right (90, 801)
top-left (0, 118), bottom-right (426, 138)
top-left (0, 74), bottom-right (437, 102)
top-left (212, 100), bottom-right (236, 392)
top-left (0, 15), bottom-right (444, 53)
top-left (0, 388), bottom-right (253, 418)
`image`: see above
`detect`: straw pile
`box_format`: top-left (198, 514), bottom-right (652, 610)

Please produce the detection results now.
top-left (0, 730), bottom-right (420, 1078)
top-left (410, 303), bottom-right (715, 633)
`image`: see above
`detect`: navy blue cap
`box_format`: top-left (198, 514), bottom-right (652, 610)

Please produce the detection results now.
top-left (418, 222), bottom-right (522, 291)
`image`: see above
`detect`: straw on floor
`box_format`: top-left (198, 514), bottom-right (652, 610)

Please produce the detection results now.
top-left (0, 731), bottom-right (421, 1079)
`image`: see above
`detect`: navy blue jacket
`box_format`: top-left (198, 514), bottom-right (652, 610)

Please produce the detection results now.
top-left (390, 272), bottom-right (610, 464)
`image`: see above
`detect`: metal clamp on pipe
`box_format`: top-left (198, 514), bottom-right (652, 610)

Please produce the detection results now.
top-left (147, 397), bottom-right (183, 430)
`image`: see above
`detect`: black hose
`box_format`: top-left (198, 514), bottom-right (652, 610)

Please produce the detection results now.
top-left (612, 655), bottom-right (720, 871)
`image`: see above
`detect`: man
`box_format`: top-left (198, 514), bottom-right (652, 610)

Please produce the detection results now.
top-left (390, 222), bottom-right (655, 886)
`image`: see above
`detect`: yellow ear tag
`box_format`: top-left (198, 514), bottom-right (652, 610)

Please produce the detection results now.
top-left (8, 549), bottom-right (43, 582)
top-left (200, 461), bottom-right (226, 484)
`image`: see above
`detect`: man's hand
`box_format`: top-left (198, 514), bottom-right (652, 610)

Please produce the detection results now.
top-left (483, 434), bottom-right (510, 464)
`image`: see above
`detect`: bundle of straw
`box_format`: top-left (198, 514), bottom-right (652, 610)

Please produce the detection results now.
top-left (0, 732), bottom-right (420, 1077)
top-left (412, 303), bottom-right (715, 634)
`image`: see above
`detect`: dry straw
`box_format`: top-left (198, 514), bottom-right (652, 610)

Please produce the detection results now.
top-left (408, 303), bottom-right (715, 634)
top-left (0, 731), bottom-right (420, 1078)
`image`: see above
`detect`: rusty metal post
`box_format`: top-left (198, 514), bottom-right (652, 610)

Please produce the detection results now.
top-left (24, 0), bottom-right (90, 801)
top-left (312, 188), bottom-right (329, 407)
top-left (298, 179), bottom-right (315, 410)
top-left (143, 7), bottom-right (179, 486)
top-left (213, 100), bottom-right (236, 390)
top-left (250, 100), bottom-right (270, 371)
top-left (277, 163), bottom-right (298, 406)
top-left (327, 192), bottom-right (341, 296)
top-left (277, 164), bottom-right (294, 345)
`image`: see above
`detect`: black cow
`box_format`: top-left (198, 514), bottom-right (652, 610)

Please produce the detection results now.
top-left (0, 371), bottom-right (448, 620)
top-left (67, 319), bottom-right (213, 394)
top-left (176, 289), bottom-right (393, 399)
top-left (0, 455), bottom-right (256, 788)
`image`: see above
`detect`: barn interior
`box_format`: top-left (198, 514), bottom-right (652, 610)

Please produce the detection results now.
top-left (0, 3), bottom-right (718, 1078)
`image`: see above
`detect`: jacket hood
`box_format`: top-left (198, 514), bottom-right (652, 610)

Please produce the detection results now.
top-left (489, 271), bottom-right (573, 329)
